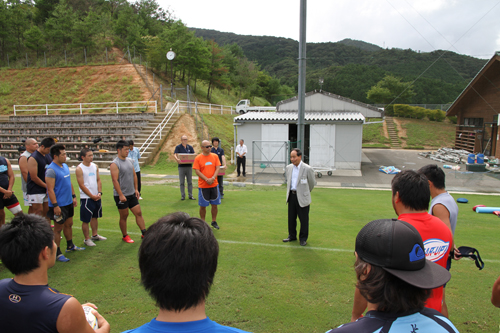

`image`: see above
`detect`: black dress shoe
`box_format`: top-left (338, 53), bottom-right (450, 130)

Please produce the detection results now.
top-left (300, 240), bottom-right (307, 246)
top-left (189, 196), bottom-right (196, 200)
top-left (283, 237), bottom-right (297, 242)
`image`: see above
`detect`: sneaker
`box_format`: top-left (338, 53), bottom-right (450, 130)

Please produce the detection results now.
top-left (211, 221), bottom-right (220, 230)
top-left (84, 239), bottom-right (96, 247)
top-left (189, 196), bottom-right (196, 200)
top-left (122, 235), bottom-right (134, 243)
top-left (139, 196), bottom-right (143, 200)
top-left (91, 234), bottom-right (107, 241)
top-left (66, 245), bottom-right (85, 252)
top-left (56, 254), bottom-right (70, 262)
top-left (141, 234), bottom-right (144, 239)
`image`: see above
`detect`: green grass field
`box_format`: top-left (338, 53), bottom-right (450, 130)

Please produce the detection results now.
top-left (1, 176), bottom-right (499, 332)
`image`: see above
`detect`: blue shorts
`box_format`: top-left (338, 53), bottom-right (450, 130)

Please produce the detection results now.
top-left (80, 198), bottom-right (102, 223)
top-left (198, 187), bottom-right (221, 207)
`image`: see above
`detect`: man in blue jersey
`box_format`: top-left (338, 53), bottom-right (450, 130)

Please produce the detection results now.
top-left (326, 219), bottom-right (458, 333)
top-left (122, 212), bottom-right (250, 333)
top-left (0, 213), bottom-right (110, 333)
top-left (46, 144), bottom-right (84, 263)
top-left (0, 155), bottom-right (23, 226)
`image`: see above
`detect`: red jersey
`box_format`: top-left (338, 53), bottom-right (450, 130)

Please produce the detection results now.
top-left (398, 212), bottom-right (453, 313)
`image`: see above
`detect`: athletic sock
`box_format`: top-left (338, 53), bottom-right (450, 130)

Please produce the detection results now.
top-left (141, 229), bottom-right (147, 235)
top-left (57, 247), bottom-right (62, 256)
top-left (123, 234), bottom-right (128, 238)
top-left (66, 239), bottom-right (74, 249)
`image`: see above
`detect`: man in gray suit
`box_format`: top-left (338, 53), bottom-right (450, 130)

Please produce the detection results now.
top-left (283, 148), bottom-right (316, 246)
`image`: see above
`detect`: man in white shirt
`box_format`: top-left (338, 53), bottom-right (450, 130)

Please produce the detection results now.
top-left (283, 148), bottom-right (316, 246)
top-left (235, 139), bottom-right (247, 177)
top-left (76, 148), bottom-right (107, 247)
top-left (18, 138), bottom-right (38, 213)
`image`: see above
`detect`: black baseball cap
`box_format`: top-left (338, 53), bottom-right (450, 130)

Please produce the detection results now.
top-left (355, 219), bottom-right (450, 289)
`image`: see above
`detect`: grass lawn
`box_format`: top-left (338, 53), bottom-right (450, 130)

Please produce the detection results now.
top-left (400, 118), bottom-right (456, 149)
top-left (1, 176), bottom-right (499, 332)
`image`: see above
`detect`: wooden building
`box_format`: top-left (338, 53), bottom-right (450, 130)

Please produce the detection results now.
top-left (447, 52), bottom-right (500, 156)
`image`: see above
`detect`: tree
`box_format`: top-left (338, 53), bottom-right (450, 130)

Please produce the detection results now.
top-left (23, 25), bottom-right (45, 57)
top-left (366, 74), bottom-right (415, 105)
top-left (205, 40), bottom-right (229, 102)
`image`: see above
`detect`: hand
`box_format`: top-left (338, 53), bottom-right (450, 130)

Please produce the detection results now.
top-left (453, 247), bottom-right (461, 260)
top-left (82, 303), bottom-right (110, 332)
top-left (135, 190), bottom-right (140, 199)
top-left (91, 194), bottom-right (100, 201)
top-left (3, 190), bottom-right (13, 199)
top-left (54, 206), bottom-right (62, 216)
top-left (73, 198), bottom-right (78, 207)
top-left (119, 194), bottom-right (127, 203)
top-left (206, 177), bottom-right (214, 185)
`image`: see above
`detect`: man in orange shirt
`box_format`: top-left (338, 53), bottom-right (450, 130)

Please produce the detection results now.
top-left (193, 140), bottom-right (221, 230)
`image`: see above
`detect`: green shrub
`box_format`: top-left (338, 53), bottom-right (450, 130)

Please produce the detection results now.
top-left (385, 104), bottom-right (394, 116)
top-left (414, 107), bottom-right (426, 119)
top-left (448, 116), bottom-right (457, 124)
top-left (427, 109), bottom-right (446, 122)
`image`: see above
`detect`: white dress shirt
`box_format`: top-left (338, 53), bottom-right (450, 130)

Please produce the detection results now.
top-left (291, 161), bottom-right (302, 191)
top-left (235, 144), bottom-right (247, 157)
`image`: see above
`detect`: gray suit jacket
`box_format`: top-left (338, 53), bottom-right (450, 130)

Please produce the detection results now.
top-left (286, 161), bottom-right (316, 207)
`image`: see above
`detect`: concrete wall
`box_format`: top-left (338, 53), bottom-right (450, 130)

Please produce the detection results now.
top-left (236, 123), bottom-right (261, 162)
top-left (334, 123), bottom-right (363, 169)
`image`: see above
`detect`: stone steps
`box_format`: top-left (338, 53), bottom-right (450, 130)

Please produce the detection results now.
top-left (385, 116), bottom-right (401, 148)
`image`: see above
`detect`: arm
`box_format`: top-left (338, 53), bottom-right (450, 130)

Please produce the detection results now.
top-left (221, 155), bottom-right (227, 168)
top-left (110, 163), bottom-right (126, 202)
top-left (133, 171), bottom-right (140, 199)
top-left (71, 183), bottom-right (77, 207)
top-left (432, 204), bottom-right (457, 259)
top-left (28, 157), bottom-right (46, 188)
top-left (76, 167), bottom-right (98, 201)
top-left (57, 298), bottom-right (110, 333)
top-left (96, 167), bottom-right (102, 200)
top-left (19, 156), bottom-right (29, 183)
top-left (173, 147), bottom-right (181, 164)
top-left (194, 168), bottom-right (216, 185)
top-left (492, 276), bottom-right (500, 307)
top-left (46, 175), bottom-right (61, 216)
top-left (307, 166), bottom-right (316, 192)
top-left (351, 287), bottom-right (367, 322)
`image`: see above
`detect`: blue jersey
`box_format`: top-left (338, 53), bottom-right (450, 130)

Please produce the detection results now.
top-left (46, 162), bottom-right (73, 207)
top-left (327, 309), bottom-right (459, 333)
top-left (0, 278), bottom-right (72, 333)
top-left (122, 317), bottom-right (251, 333)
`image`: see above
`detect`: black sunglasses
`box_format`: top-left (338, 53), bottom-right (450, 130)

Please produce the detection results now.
top-left (203, 145), bottom-right (213, 148)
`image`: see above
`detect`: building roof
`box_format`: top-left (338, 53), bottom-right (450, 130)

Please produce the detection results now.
top-left (447, 51), bottom-right (500, 116)
top-left (276, 90), bottom-right (383, 116)
top-left (234, 111), bottom-right (365, 123)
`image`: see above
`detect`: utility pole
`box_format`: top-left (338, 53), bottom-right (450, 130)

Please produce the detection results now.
top-left (297, 0), bottom-right (307, 152)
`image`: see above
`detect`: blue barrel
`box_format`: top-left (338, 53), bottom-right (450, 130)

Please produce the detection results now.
top-left (477, 153), bottom-right (484, 164)
top-left (467, 153), bottom-right (475, 164)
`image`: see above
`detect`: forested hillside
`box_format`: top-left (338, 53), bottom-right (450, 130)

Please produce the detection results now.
top-left (0, 0), bottom-right (488, 107)
top-left (192, 29), bottom-right (488, 104)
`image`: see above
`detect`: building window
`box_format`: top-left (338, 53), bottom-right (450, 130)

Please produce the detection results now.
top-left (463, 118), bottom-right (483, 127)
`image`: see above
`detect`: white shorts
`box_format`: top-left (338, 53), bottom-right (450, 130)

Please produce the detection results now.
top-left (23, 192), bottom-right (32, 207)
top-left (27, 193), bottom-right (48, 204)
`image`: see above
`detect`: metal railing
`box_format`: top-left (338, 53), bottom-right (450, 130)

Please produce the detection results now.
top-left (179, 101), bottom-right (235, 114)
top-left (13, 101), bottom-right (157, 115)
top-left (139, 100), bottom-right (179, 154)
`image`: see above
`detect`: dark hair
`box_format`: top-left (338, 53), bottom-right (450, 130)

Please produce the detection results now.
top-left (291, 148), bottom-right (302, 157)
top-left (50, 144), bottom-right (66, 158)
top-left (0, 214), bottom-right (54, 275)
top-left (211, 137), bottom-right (220, 144)
top-left (80, 148), bottom-right (92, 158)
top-left (391, 170), bottom-right (430, 211)
top-left (418, 164), bottom-right (445, 190)
top-left (116, 140), bottom-right (129, 150)
top-left (138, 212), bottom-right (219, 311)
top-left (40, 137), bottom-right (55, 149)
top-left (128, 140), bottom-right (135, 146)
top-left (355, 257), bottom-right (430, 313)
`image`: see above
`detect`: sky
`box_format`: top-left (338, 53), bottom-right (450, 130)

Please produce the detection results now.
top-left (158, 0), bottom-right (500, 59)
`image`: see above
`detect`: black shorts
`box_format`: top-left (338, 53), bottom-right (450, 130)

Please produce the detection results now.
top-left (0, 194), bottom-right (19, 209)
top-left (47, 203), bottom-right (74, 225)
top-left (114, 195), bottom-right (139, 210)
top-left (80, 198), bottom-right (102, 223)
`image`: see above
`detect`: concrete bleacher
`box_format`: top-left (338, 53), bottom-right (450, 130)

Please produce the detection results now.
top-left (0, 112), bottom-right (180, 168)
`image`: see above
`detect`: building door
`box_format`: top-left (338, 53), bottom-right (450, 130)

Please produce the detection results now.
top-left (261, 124), bottom-right (289, 166)
top-left (309, 124), bottom-right (336, 168)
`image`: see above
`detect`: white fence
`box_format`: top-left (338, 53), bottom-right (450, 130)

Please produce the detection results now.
top-left (139, 100), bottom-right (179, 154)
top-left (13, 101), bottom-right (157, 115)
top-left (175, 101), bottom-right (235, 114)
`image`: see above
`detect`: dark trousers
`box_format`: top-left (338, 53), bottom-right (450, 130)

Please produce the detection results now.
top-left (237, 156), bottom-right (246, 176)
top-left (136, 171), bottom-right (141, 194)
top-left (217, 175), bottom-right (224, 196)
top-left (287, 191), bottom-right (309, 241)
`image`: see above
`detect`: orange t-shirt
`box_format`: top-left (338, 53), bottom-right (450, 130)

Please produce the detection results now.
top-left (193, 153), bottom-right (220, 188)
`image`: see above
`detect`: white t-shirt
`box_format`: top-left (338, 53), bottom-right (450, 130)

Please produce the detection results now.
top-left (78, 162), bottom-right (98, 198)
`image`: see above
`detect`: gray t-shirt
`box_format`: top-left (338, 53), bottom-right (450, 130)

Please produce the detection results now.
top-left (430, 191), bottom-right (459, 235)
top-left (112, 157), bottom-right (136, 197)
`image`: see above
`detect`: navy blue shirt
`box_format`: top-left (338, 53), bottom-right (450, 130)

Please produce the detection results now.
top-left (0, 156), bottom-right (9, 189)
top-left (0, 278), bottom-right (72, 333)
top-left (327, 308), bottom-right (459, 333)
top-left (27, 150), bottom-right (53, 195)
top-left (174, 144), bottom-right (195, 168)
top-left (211, 147), bottom-right (225, 164)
